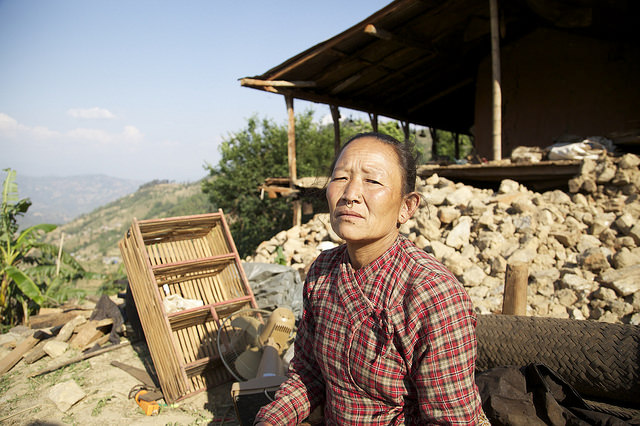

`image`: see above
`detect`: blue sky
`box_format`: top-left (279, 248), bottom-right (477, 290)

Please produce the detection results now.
top-left (0, 0), bottom-right (390, 182)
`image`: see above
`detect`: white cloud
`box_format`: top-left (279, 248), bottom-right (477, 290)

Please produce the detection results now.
top-left (0, 112), bottom-right (20, 132)
top-left (67, 107), bottom-right (116, 119)
top-left (122, 125), bottom-right (143, 142)
top-left (0, 112), bottom-right (141, 145)
top-left (0, 113), bottom-right (61, 139)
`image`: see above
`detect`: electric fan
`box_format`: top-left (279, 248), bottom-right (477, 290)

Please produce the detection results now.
top-left (217, 307), bottom-right (296, 381)
top-left (217, 307), bottom-right (297, 425)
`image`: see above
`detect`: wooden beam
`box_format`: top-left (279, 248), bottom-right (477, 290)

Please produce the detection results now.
top-left (401, 121), bottom-right (410, 142)
top-left (368, 113), bottom-right (378, 132)
top-left (330, 105), bottom-right (341, 155)
top-left (286, 95), bottom-right (297, 184)
top-left (364, 24), bottom-right (436, 54)
top-left (330, 74), bottom-right (361, 94)
top-left (490, 0), bottom-right (502, 161)
top-left (29, 341), bottom-right (131, 378)
top-left (285, 95), bottom-right (301, 227)
top-left (240, 78), bottom-right (316, 88)
top-left (260, 87), bottom-right (434, 130)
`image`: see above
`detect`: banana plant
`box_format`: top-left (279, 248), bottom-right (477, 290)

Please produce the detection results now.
top-left (0, 169), bottom-right (56, 325)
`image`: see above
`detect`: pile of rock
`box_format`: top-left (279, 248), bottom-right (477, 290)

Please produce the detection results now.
top-left (247, 152), bottom-right (640, 325)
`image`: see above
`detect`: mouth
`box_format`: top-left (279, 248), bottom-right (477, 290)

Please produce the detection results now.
top-left (335, 209), bottom-right (364, 219)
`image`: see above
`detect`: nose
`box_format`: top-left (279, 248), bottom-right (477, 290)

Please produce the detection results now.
top-left (341, 178), bottom-right (362, 204)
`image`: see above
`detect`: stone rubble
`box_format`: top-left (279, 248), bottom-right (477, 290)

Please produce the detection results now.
top-left (247, 152), bottom-right (640, 325)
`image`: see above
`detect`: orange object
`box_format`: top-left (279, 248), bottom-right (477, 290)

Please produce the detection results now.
top-left (134, 389), bottom-right (160, 416)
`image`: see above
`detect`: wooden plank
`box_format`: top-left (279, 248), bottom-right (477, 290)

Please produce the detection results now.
top-left (29, 341), bottom-right (130, 378)
top-left (0, 331), bottom-right (47, 374)
top-left (69, 319), bottom-right (113, 349)
top-left (29, 309), bottom-right (91, 329)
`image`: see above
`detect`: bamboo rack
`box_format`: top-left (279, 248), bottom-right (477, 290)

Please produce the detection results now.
top-left (119, 210), bottom-right (258, 403)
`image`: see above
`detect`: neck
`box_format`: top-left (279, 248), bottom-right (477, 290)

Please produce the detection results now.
top-left (346, 231), bottom-right (399, 269)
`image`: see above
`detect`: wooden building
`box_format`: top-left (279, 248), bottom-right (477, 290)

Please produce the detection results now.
top-left (241, 0), bottom-right (640, 223)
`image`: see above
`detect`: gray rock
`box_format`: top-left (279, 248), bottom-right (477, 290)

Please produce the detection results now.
top-left (560, 273), bottom-right (594, 293)
top-left (530, 269), bottom-right (559, 296)
top-left (600, 265), bottom-right (640, 297)
top-left (591, 287), bottom-right (617, 300)
top-left (543, 190), bottom-right (572, 205)
top-left (421, 187), bottom-right (447, 206)
top-left (49, 380), bottom-right (86, 412)
top-left (446, 186), bottom-right (474, 207)
top-left (461, 265), bottom-right (486, 287)
top-left (43, 340), bottom-right (69, 358)
top-left (430, 240), bottom-right (456, 260)
top-left (446, 217), bottom-right (471, 249)
top-left (618, 153), bottom-right (640, 169)
top-left (577, 234), bottom-right (602, 253)
top-left (612, 249), bottom-right (640, 269)
top-left (578, 247), bottom-right (610, 272)
top-left (629, 224), bottom-right (640, 245)
top-left (615, 213), bottom-right (635, 234)
top-left (556, 288), bottom-right (578, 307)
top-left (437, 206), bottom-right (461, 225)
top-left (498, 179), bottom-right (521, 194)
top-left (596, 163), bottom-right (617, 183)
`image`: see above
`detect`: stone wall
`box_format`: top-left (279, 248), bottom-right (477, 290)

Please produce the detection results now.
top-left (247, 153), bottom-right (640, 325)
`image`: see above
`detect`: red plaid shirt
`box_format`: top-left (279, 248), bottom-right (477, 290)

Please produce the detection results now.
top-left (256, 235), bottom-right (483, 424)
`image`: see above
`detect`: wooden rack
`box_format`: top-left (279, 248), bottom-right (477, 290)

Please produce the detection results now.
top-left (119, 211), bottom-right (258, 403)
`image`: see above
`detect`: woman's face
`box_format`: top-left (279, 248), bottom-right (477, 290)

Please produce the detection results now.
top-left (327, 137), bottom-right (411, 246)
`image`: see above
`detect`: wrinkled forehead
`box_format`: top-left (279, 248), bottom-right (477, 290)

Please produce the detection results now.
top-left (334, 137), bottom-right (402, 171)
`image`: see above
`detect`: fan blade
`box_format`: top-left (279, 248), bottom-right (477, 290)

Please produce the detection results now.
top-left (235, 347), bottom-right (262, 380)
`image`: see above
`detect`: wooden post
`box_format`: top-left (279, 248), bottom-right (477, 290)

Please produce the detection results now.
top-left (285, 95), bottom-right (301, 226)
top-left (330, 105), bottom-right (341, 156)
top-left (56, 232), bottom-right (64, 276)
top-left (502, 262), bottom-right (528, 315)
top-left (490, 0), bottom-right (502, 161)
top-left (368, 113), bottom-right (378, 133)
top-left (401, 121), bottom-right (410, 142)
top-left (430, 128), bottom-right (438, 158)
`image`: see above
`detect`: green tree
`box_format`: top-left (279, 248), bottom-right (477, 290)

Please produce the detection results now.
top-left (431, 129), bottom-right (474, 161)
top-left (0, 169), bottom-right (95, 326)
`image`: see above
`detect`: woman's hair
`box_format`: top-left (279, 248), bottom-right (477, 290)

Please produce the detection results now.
top-left (330, 132), bottom-right (417, 194)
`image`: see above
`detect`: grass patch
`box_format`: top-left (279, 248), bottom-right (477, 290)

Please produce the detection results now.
top-left (0, 372), bottom-right (13, 395)
top-left (91, 394), bottom-right (113, 416)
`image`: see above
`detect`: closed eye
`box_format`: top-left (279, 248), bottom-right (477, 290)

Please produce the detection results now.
top-left (331, 176), bottom-right (347, 182)
top-left (366, 179), bottom-right (382, 185)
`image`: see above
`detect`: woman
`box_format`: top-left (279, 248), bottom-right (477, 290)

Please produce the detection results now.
top-left (255, 133), bottom-right (486, 425)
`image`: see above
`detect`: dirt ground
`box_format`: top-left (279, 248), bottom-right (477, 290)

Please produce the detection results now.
top-left (0, 336), bottom-right (241, 426)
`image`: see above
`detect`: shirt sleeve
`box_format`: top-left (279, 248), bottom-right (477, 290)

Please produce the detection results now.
top-left (402, 270), bottom-right (482, 424)
top-left (254, 261), bottom-right (326, 425)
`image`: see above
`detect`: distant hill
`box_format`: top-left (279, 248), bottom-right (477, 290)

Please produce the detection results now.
top-left (45, 179), bottom-right (217, 274)
top-left (15, 174), bottom-right (144, 228)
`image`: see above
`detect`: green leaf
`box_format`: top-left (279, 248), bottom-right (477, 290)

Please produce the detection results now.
top-left (4, 265), bottom-right (45, 305)
top-left (1, 168), bottom-right (18, 205)
top-left (16, 223), bottom-right (57, 246)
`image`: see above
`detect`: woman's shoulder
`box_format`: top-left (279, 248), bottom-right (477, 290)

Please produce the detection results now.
top-left (394, 236), bottom-right (470, 303)
top-left (396, 236), bottom-right (456, 279)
